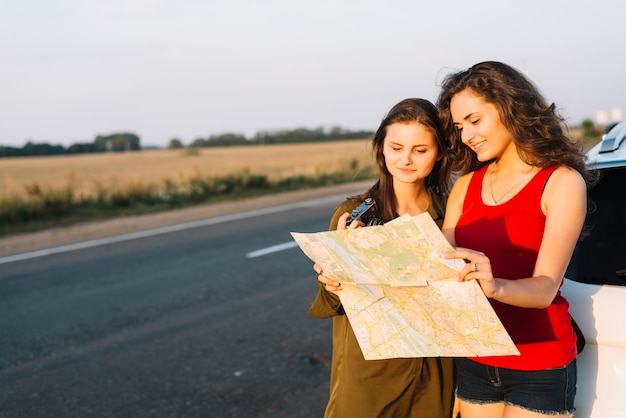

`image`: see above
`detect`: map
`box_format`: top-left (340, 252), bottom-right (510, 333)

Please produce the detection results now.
top-left (291, 213), bottom-right (519, 360)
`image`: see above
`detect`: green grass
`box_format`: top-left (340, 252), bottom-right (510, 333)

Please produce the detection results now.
top-left (0, 166), bottom-right (378, 237)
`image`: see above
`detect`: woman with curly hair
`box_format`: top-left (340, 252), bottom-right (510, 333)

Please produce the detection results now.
top-left (436, 61), bottom-right (595, 418)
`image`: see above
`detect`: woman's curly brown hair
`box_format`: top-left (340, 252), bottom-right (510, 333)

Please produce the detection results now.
top-left (436, 61), bottom-right (595, 185)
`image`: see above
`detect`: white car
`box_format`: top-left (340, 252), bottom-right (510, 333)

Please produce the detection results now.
top-left (561, 121), bottom-right (626, 417)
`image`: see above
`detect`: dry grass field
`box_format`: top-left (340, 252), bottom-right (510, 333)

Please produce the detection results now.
top-left (0, 140), bottom-right (374, 200)
top-left (0, 128), bottom-right (593, 202)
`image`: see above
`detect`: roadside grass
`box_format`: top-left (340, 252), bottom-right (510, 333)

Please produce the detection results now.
top-left (1, 133), bottom-right (597, 237)
top-left (0, 140), bottom-right (377, 236)
top-left (0, 166), bottom-right (377, 236)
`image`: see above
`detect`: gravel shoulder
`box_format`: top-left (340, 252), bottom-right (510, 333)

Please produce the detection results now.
top-left (0, 180), bottom-right (372, 258)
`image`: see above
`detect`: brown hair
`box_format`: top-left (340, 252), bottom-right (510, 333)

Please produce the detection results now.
top-left (436, 61), bottom-right (594, 185)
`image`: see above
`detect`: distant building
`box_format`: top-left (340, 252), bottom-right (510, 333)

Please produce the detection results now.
top-left (596, 108), bottom-right (623, 126)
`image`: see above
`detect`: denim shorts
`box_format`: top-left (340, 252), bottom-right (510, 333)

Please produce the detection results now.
top-left (455, 357), bottom-right (577, 415)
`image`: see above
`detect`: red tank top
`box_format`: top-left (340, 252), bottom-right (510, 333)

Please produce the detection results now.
top-left (455, 164), bottom-right (577, 370)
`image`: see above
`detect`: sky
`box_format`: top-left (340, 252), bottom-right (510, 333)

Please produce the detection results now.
top-left (1, 0), bottom-right (625, 148)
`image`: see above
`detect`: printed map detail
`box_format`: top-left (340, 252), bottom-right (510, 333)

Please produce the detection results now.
top-left (291, 213), bottom-right (519, 360)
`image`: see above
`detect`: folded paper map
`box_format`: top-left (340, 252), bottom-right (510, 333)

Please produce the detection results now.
top-left (291, 213), bottom-right (519, 360)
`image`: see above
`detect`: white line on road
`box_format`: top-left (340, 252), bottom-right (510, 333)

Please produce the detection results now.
top-left (246, 241), bottom-right (299, 259)
top-left (0, 192), bottom-right (349, 265)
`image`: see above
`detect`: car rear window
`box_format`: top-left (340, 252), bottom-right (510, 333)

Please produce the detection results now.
top-left (566, 166), bottom-right (626, 286)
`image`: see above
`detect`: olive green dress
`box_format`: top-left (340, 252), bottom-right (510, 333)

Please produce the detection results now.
top-left (309, 189), bottom-right (455, 418)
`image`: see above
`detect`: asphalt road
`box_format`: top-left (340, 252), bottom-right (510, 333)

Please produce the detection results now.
top-left (0, 189), bottom-right (365, 418)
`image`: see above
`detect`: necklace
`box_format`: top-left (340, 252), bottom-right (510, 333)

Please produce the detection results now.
top-left (489, 163), bottom-right (534, 204)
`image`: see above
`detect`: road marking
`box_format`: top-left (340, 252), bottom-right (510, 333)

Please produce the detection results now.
top-left (0, 192), bottom-right (350, 265)
top-left (246, 241), bottom-right (299, 258)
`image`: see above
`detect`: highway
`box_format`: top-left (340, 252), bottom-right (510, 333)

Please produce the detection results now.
top-left (0, 188), bottom-right (365, 418)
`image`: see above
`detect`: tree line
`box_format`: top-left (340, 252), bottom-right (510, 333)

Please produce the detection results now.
top-left (167, 125), bottom-right (373, 149)
top-left (0, 133), bottom-right (141, 158)
top-left (0, 126), bottom-right (374, 158)
top-left (2, 120), bottom-right (607, 158)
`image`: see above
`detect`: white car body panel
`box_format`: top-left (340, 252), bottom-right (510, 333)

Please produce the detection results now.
top-left (561, 278), bottom-right (626, 417)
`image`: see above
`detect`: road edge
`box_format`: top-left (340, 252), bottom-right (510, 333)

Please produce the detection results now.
top-left (0, 180), bottom-right (373, 257)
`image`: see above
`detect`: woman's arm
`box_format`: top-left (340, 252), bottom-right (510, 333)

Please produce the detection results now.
top-left (447, 166), bottom-right (587, 308)
top-left (308, 203), bottom-right (356, 317)
top-left (442, 173), bottom-right (471, 246)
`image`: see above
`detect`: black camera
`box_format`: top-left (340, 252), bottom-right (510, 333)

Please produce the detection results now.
top-left (345, 197), bottom-right (384, 227)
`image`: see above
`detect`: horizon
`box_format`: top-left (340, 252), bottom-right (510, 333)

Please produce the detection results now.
top-left (1, 0), bottom-right (624, 148)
